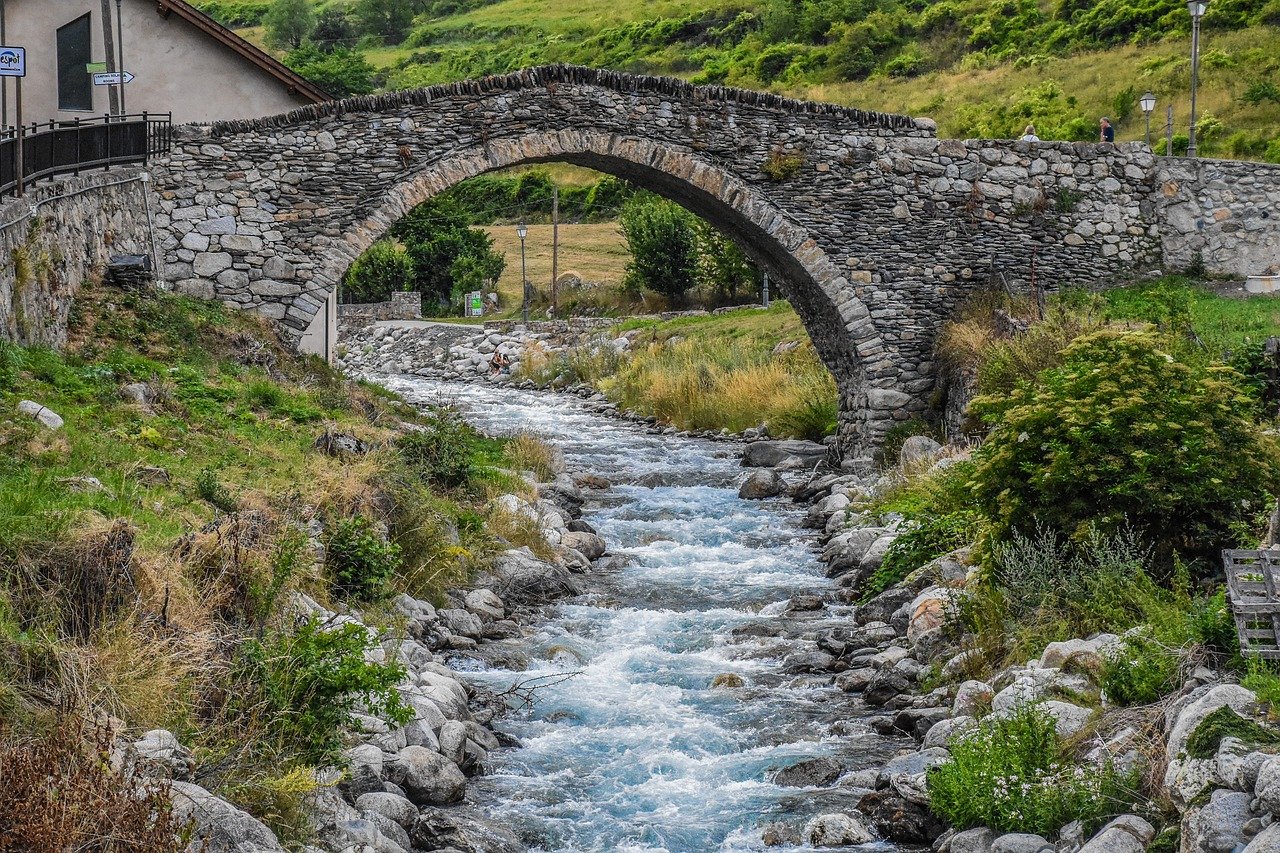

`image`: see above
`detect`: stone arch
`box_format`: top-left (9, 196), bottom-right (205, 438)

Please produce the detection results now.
top-left (308, 130), bottom-right (888, 452)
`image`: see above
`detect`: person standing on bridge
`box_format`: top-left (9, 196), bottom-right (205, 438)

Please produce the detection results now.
top-left (1099, 117), bottom-right (1115, 143)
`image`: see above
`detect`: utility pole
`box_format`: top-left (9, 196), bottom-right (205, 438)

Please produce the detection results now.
top-left (99, 0), bottom-right (119, 115)
top-left (116, 0), bottom-right (126, 115)
top-left (1166, 105), bottom-right (1174, 157)
top-left (550, 186), bottom-right (559, 316)
top-left (1, 0), bottom-right (7, 132)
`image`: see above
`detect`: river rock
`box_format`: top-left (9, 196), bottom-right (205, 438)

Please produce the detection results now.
top-left (131, 729), bottom-right (195, 781)
top-left (169, 781), bottom-right (285, 852)
top-left (438, 720), bottom-right (469, 766)
top-left (1245, 823), bottom-right (1280, 852)
top-left (1077, 814), bottom-right (1155, 852)
top-left (1183, 788), bottom-right (1252, 852)
top-left (356, 792), bottom-right (419, 830)
top-left (857, 789), bottom-right (944, 844)
top-left (864, 667), bottom-right (914, 707)
top-left (561, 530), bottom-right (607, 560)
top-left (772, 757), bottom-right (842, 788)
top-left (923, 715), bottom-right (977, 749)
top-left (464, 588), bottom-right (505, 620)
top-left (878, 747), bottom-right (951, 787)
top-left (739, 469), bottom-right (784, 499)
top-left (439, 608), bottom-right (484, 639)
top-left (742, 439), bottom-right (828, 468)
top-left (803, 813), bottom-right (873, 846)
top-left (388, 745), bottom-right (466, 806)
top-left (990, 833), bottom-right (1053, 853)
top-left (1255, 755), bottom-right (1280, 813)
top-left (1163, 684), bottom-right (1258, 805)
top-left (949, 827), bottom-right (998, 853)
top-left (410, 808), bottom-right (524, 853)
top-left (486, 548), bottom-right (582, 605)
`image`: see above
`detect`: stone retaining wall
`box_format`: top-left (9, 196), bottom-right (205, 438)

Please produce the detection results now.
top-left (338, 291), bottom-right (422, 323)
top-left (0, 168), bottom-right (154, 348)
top-left (1157, 158), bottom-right (1280, 277)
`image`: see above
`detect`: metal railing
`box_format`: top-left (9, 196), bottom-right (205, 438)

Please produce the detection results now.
top-left (0, 112), bottom-right (172, 198)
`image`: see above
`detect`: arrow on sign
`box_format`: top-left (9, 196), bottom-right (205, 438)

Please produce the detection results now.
top-left (92, 71), bottom-right (135, 86)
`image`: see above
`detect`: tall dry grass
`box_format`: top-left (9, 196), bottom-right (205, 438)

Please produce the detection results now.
top-left (602, 338), bottom-right (838, 439)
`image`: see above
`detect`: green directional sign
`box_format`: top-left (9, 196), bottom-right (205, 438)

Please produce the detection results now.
top-left (86, 62), bottom-right (108, 73)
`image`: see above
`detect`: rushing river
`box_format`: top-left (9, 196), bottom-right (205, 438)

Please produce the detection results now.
top-left (380, 377), bottom-right (900, 853)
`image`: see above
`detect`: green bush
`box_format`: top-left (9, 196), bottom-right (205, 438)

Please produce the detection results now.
top-left (341, 240), bottom-right (414, 305)
top-left (195, 467), bottom-right (239, 513)
top-left (928, 706), bottom-right (1137, 835)
top-left (325, 517), bottom-right (402, 602)
top-left (863, 511), bottom-right (979, 600)
top-left (396, 411), bottom-right (479, 489)
top-left (237, 617), bottom-right (411, 767)
top-left (1101, 629), bottom-right (1180, 705)
top-left (620, 195), bottom-right (700, 303)
top-left (970, 329), bottom-right (1280, 568)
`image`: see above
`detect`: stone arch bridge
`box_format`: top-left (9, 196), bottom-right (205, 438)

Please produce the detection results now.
top-left (149, 65), bottom-right (1280, 456)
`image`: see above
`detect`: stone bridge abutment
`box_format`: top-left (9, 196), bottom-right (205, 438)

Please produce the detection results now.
top-left (146, 65), bottom-right (1280, 456)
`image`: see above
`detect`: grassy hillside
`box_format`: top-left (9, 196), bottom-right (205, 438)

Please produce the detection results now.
top-left (200, 0), bottom-right (1280, 156)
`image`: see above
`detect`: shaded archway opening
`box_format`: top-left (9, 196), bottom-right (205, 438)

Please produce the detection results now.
top-left (314, 134), bottom-right (884, 454)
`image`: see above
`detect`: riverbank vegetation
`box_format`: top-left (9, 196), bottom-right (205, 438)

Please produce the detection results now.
top-left (202, 0), bottom-right (1280, 158)
top-left (853, 275), bottom-right (1280, 841)
top-left (0, 282), bottom-right (550, 842)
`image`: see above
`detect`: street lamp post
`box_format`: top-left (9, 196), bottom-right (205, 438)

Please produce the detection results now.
top-left (1187, 0), bottom-right (1208, 158)
top-left (116, 0), bottom-right (126, 116)
top-left (516, 221), bottom-right (529, 325)
top-left (1140, 91), bottom-right (1157, 148)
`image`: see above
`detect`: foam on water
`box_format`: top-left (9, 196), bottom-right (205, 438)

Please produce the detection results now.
top-left (380, 378), bottom-right (892, 853)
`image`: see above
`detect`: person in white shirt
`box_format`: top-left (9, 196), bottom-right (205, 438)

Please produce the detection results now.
top-left (1020, 124), bottom-right (1040, 142)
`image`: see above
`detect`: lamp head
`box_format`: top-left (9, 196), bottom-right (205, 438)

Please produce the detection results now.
top-left (516, 222), bottom-right (528, 240)
top-left (1140, 91), bottom-right (1157, 113)
top-left (1187, 0), bottom-right (1208, 18)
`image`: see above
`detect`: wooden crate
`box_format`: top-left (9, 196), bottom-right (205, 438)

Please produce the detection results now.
top-left (1225, 549), bottom-right (1280, 659)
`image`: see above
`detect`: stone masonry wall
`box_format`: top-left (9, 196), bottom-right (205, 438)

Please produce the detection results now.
top-left (1157, 158), bottom-right (1280, 277)
top-left (144, 65), bottom-right (1280, 454)
top-left (0, 168), bottom-right (153, 348)
top-left (337, 291), bottom-right (422, 323)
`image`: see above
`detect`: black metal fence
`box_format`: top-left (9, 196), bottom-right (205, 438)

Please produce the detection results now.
top-left (0, 113), bottom-right (172, 198)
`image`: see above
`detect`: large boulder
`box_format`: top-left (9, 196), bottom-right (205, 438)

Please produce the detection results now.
top-left (771, 757), bottom-right (842, 788)
top-left (898, 435), bottom-right (942, 468)
top-left (1163, 684), bottom-right (1258, 806)
top-left (803, 813), bottom-right (874, 847)
top-left (387, 745), bottom-right (467, 806)
top-left (410, 808), bottom-right (524, 853)
top-left (485, 548), bottom-right (582, 606)
top-left (169, 781), bottom-right (285, 852)
top-left (739, 469), bottom-right (784, 499)
top-left (742, 439), bottom-right (828, 468)
top-left (1181, 789), bottom-right (1251, 852)
top-left (990, 834), bottom-right (1053, 853)
top-left (560, 531), bottom-right (607, 560)
top-left (1077, 814), bottom-right (1156, 853)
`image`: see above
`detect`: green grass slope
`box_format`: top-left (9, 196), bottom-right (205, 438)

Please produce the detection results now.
top-left (200, 0), bottom-right (1280, 156)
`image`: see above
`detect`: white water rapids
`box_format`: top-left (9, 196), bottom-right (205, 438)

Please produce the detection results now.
top-left (380, 377), bottom-right (900, 853)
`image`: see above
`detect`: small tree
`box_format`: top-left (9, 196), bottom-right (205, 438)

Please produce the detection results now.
top-left (392, 196), bottom-right (505, 309)
top-left (695, 219), bottom-right (759, 305)
top-left (620, 195), bottom-right (699, 304)
top-left (284, 44), bottom-right (376, 97)
top-left (354, 0), bottom-right (416, 44)
top-left (341, 240), bottom-right (413, 304)
top-left (263, 0), bottom-right (315, 49)
top-left (970, 329), bottom-right (1280, 568)
top-left (312, 8), bottom-right (357, 51)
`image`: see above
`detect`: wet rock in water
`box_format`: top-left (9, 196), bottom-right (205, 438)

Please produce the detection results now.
top-left (784, 649), bottom-right (837, 673)
top-left (864, 667), bottom-right (914, 707)
top-left (893, 707), bottom-right (952, 741)
top-left (857, 789), bottom-right (945, 844)
top-left (410, 807), bottom-right (524, 853)
top-left (387, 745), bottom-right (466, 806)
top-left (561, 530), bottom-right (607, 560)
top-left (878, 748), bottom-right (951, 787)
top-left (742, 439), bottom-right (828, 468)
top-left (711, 673), bottom-right (745, 689)
top-left (772, 757), bottom-right (843, 788)
top-left (761, 822), bottom-right (800, 847)
top-left (566, 518), bottom-right (597, 535)
top-left (573, 473), bottom-right (611, 490)
top-left (634, 472), bottom-right (666, 488)
top-left (169, 781), bottom-right (285, 852)
top-left (739, 469), bottom-right (784, 499)
top-left (785, 593), bottom-right (824, 613)
top-left (803, 813), bottom-right (874, 847)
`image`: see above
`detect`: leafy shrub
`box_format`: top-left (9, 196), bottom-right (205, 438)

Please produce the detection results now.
top-left (761, 150), bottom-right (805, 181)
top-left (325, 516), bottom-right (402, 602)
top-left (928, 706), bottom-right (1137, 835)
top-left (0, 720), bottom-right (184, 851)
top-left (237, 616), bottom-right (411, 767)
top-left (396, 411), bottom-right (479, 489)
top-left (620, 195), bottom-right (700, 302)
top-left (195, 467), bottom-right (239, 513)
top-left (341, 240), bottom-right (414, 305)
top-left (863, 511), bottom-right (979, 600)
top-left (970, 330), bottom-right (1280, 567)
top-left (1101, 629), bottom-right (1180, 705)
top-left (285, 45), bottom-right (377, 98)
